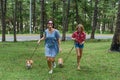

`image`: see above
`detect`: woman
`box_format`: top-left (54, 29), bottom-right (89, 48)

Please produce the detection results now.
top-left (37, 20), bottom-right (61, 74)
top-left (71, 24), bottom-right (86, 70)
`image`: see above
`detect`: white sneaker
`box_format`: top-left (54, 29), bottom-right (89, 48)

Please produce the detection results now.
top-left (49, 69), bottom-right (53, 74)
top-left (53, 62), bottom-right (56, 68)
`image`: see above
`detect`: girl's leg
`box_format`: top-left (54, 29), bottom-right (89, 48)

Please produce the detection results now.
top-left (78, 48), bottom-right (83, 69)
top-left (76, 48), bottom-right (80, 69)
top-left (79, 48), bottom-right (83, 59)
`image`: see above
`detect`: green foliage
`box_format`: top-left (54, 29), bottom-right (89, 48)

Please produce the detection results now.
top-left (0, 40), bottom-right (120, 80)
top-left (86, 39), bottom-right (112, 42)
top-left (84, 22), bottom-right (92, 34)
top-left (0, 0), bottom-right (119, 37)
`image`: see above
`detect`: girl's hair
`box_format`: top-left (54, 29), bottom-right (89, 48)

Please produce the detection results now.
top-left (76, 24), bottom-right (84, 32)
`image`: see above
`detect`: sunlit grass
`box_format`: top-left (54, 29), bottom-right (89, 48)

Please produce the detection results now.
top-left (0, 40), bottom-right (120, 80)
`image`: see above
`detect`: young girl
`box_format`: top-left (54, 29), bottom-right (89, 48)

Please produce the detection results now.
top-left (72, 24), bottom-right (86, 70)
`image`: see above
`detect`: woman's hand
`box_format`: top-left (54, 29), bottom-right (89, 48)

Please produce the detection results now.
top-left (37, 36), bottom-right (45, 44)
top-left (59, 47), bottom-right (62, 53)
top-left (37, 40), bottom-right (41, 44)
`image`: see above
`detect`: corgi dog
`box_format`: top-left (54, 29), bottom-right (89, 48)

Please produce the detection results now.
top-left (58, 58), bottom-right (63, 68)
top-left (26, 59), bottom-right (33, 69)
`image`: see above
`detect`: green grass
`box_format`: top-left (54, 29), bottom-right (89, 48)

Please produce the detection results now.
top-left (0, 40), bottom-right (120, 80)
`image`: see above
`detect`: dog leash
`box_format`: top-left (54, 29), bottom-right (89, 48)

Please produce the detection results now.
top-left (29, 44), bottom-right (39, 59)
top-left (63, 45), bottom-right (74, 63)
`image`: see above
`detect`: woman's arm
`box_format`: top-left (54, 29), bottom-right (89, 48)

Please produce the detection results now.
top-left (58, 38), bottom-right (61, 47)
top-left (58, 38), bottom-right (62, 52)
top-left (37, 35), bottom-right (45, 44)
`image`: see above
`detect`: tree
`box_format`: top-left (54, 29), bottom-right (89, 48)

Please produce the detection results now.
top-left (0, 0), bottom-right (119, 39)
top-left (65, 0), bottom-right (70, 31)
top-left (19, 1), bottom-right (23, 33)
top-left (32, 0), bottom-right (36, 33)
top-left (13, 0), bottom-right (17, 42)
top-left (75, 0), bottom-right (81, 24)
top-left (61, 0), bottom-right (66, 41)
top-left (1, 0), bottom-right (7, 42)
top-left (110, 0), bottom-right (120, 52)
top-left (40, 0), bottom-right (45, 38)
top-left (90, 0), bottom-right (99, 39)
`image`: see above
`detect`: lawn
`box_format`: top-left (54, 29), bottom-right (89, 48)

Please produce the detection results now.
top-left (0, 40), bottom-right (120, 80)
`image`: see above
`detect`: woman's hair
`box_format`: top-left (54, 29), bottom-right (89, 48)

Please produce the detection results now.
top-left (76, 24), bottom-right (84, 32)
top-left (47, 20), bottom-right (54, 28)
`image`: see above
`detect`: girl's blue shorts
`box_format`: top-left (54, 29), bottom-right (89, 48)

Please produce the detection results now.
top-left (75, 43), bottom-right (84, 48)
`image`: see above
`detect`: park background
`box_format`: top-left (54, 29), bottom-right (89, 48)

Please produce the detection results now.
top-left (0, 0), bottom-right (120, 80)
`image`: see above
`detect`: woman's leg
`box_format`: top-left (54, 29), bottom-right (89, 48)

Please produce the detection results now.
top-left (51, 57), bottom-right (55, 63)
top-left (51, 57), bottom-right (56, 68)
top-left (46, 57), bottom-right (54, 74)
top-left (46, 57), bottom-right (52, 70)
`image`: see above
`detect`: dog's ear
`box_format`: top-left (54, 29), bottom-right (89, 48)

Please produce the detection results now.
top-left (30, 60), bottom-right (33, 64)
top-left (58, 58), bottom-right (63, 64)
top-left (58, 58), bottom-right (64, 68)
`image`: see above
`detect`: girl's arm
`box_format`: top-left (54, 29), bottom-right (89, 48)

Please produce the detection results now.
top-left (71, 32), bottom-right (76, 41)
top-left (80, 32), bottom-right (86, 44)
top-left (71, 37), bottom-right (76, 41)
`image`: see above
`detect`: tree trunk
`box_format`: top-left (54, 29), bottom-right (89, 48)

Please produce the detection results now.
top-left (1, 0), bottom-right (7, 42)
top-left (71, 7), bottom-right (75, 31)
top-left (110, 0), bottom-right (120, 52)
top-left (75, 0), bottom-right (81, 24)
top-left (16, 0), bottom-right (19, 33)
top-left (52, 1), bottom-right (56, 19)
top-left (90, 0), bottom-right (99, 39)
top-left (61, 0), bottom-right (66, 41)
top-left (40, 0), bottom-right (45, 38)
top-left (65, 0), bottom-right (70, 31)
top-left (19, 1), bottom-right (23, 33)
top-left (13, 0), bottom-right (17, 42)
top-left (33, 0), bottom-right (36, 33)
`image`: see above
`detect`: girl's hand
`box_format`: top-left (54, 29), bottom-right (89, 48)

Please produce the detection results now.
top-left (80, 41), bottom-right (84, 45)
top-left (72, 38), bottom-right (76, 41)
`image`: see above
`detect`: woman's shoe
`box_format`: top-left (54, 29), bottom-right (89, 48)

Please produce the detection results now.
top-left (49, 69), bottom-right (53, 74)
top-left (53, 62), bottom-right (56, 68)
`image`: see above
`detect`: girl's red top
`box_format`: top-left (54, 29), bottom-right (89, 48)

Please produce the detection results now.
top-left (72, 31), bottom-right (86, 43)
